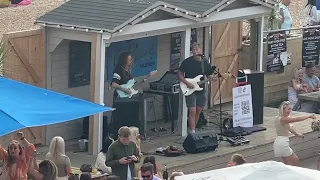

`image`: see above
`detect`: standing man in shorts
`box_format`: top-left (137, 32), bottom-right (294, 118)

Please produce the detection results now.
top-left (177, 43), bottom-right (215, 134)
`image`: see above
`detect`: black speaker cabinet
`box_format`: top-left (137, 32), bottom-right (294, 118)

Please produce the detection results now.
top-left (111, 98), bottom-right (141, 134)
top-left (183, 132), bottom-right (218, 154)
top-left (238, 69), bottom-right (264, 125)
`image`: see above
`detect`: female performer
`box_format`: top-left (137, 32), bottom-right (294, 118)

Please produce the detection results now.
top-left (111, 52), bottom-right (134, 97)
top-left (274, 101), bottom-right (316, 165)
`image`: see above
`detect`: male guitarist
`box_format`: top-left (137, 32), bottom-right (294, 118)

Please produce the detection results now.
top-left (177, 43), bottom-right (215, 134)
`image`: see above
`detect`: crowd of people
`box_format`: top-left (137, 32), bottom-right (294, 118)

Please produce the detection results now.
top-left (0, 127), bottom-right (188, 180)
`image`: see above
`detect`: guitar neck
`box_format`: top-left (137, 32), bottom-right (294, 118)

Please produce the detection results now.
top-left (197, 79), bottom-right (210, 85)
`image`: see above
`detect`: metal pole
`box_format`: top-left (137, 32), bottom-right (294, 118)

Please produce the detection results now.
top-left (263, 24), bottom-right (320, 33)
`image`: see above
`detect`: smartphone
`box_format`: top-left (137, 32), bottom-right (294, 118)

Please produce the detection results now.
top-left (126, 156), bottom-right (132, 160)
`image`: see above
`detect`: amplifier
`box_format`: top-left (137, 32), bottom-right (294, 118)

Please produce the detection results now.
top-left (183, 132), bottom-right (218, 154)
top-left (150, 71), bottom-right (180, 94)
top-left (238, 69), bottom-right (264, 125)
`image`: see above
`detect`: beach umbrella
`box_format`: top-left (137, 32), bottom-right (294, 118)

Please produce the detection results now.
top-left (176, 161), bottom-right (319, 180)
top-left (0, 76), bottom-right (113, 136)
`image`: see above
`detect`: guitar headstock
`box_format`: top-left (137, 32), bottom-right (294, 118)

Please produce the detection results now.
top-left (149, 70), bottom-right (158, 77)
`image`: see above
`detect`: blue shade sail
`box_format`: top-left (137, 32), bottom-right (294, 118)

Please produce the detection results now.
top-left (0, 76), bottom-right (113, 136)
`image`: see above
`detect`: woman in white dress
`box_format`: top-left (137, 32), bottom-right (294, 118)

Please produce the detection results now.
top-left (288, 68), bottom-right (307, 108)
top-left (304, 0), bottom-right (319, 26)
top-left (94, 137), bottom-right (113, 174)
top-left (273, 101), bottom-right (316, 165)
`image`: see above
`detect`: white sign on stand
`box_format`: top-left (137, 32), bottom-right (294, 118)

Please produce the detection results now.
top-left (232, 85), bottom-right (253, 127)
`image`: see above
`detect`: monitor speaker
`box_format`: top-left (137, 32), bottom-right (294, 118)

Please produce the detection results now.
top-left (111, 99), bottom-right (141, 134)
top-left (183, 132), bottom-right (218, 154)
top-left (238, 69), bottom-right (264, 125)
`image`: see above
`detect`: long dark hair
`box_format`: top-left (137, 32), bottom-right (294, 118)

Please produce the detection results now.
top-left (307, 0), bottom-right (316, 6)
top-left (100, 136), bottom-right (114, 154)
top-left (115, 52), bottom-right (132, 70)
top-left (143, 156), bottom-right (157, 173)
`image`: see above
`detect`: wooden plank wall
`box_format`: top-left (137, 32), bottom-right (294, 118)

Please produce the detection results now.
top-left (210, 21), bottom-right (242, 106)
top-left (0, 29), bottom-right (46, 146)
top-left (240, 37), bottom-right (302, 105)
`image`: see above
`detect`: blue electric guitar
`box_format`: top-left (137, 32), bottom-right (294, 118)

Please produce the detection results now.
top-left (116, 70), bottom-right (157, 98)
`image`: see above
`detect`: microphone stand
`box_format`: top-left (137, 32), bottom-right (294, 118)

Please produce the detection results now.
top-left (214, 68), bottom-right (227, 142)
top-left (199, 54), bottom-right (226, 142)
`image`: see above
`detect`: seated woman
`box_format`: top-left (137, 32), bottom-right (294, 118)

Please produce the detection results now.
top-left (227, 154), bottom-right (246, 167)
top-left (95, 137), bottom-right (113, 174)
top-left (288, 68), bottom-right (307, 108)
top-left (138, 156), bottom-right (162, 179)
top-left (28, 149), bottom-right (58, 180)
top-left (46, 136), bottom-right (72, 179)
top-left (0, 132), bottom-right (36, 180)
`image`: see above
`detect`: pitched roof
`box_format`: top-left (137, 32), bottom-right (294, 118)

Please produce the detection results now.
top-left (36, 0), bottom-right (277, 33)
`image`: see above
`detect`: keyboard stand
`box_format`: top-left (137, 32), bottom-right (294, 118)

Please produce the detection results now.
top-left (144, 90), bottom-right (177, 134)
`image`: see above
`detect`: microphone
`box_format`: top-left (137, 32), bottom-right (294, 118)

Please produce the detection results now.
top-left (212, 65), bottom-right (217, 72)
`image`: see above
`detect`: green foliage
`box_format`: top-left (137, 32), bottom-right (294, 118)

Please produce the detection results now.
top-left (264, 0), bottom-right (282, 30)
top-left (0, 39), bottom-right (7, 76)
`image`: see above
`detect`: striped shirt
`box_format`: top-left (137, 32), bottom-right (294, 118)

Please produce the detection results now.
top-left (0, 144), bottom-right (35, 180)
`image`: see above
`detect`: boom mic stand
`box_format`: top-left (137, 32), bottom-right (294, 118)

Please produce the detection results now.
top-left (214, 68), bottom-right (228, 142)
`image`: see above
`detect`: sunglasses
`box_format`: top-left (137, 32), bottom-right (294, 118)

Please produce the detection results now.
top-left (142, 174), bottom-right (151, 178)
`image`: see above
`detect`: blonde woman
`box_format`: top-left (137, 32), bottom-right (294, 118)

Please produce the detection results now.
top-left (129, 127), bottom-right (143, 157)
top-left (273, 101), bottom-right (316, 166)
top-left (46, 136), bottom-right (72, 179)
top-left (288, 68), bottom-right (307, 108)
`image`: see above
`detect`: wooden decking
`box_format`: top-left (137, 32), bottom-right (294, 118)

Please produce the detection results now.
top-left (140, 107), bottom-right (320, 173)
top-left (35, 106), bottom-right (320, 175)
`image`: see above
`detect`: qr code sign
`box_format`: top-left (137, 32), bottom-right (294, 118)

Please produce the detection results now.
top-left (241, 100), bottom-right (250, 115)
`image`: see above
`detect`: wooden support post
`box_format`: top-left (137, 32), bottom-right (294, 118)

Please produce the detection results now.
top-left (177, 28), bottom-right (191, 137)
top-left (257, 16), bottom-right (265, 71)
top-left (203, 26), bottom-right (210, 110)
top-left (89, 33), bottom-right (105, 155)
top-left (250, 19), bottom-right (259, 70)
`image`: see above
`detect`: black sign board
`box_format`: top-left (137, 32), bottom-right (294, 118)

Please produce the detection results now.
top-left (302, 28), bottom-right (320, 67)
top-left (170, 29), bottom-right (197, 70)
top-left (68, 41), bottom-right (91, 88)
top-left (266, 31), bottom-right (287, 72)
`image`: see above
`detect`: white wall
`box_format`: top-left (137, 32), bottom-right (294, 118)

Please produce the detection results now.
top-left (45, 28), bottom-right (204, 144)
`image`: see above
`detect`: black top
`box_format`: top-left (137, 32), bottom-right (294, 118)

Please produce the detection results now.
top-left (112, 66), bottom-right (133, 98)
top-left (179, 56), bottom-right (214, 91)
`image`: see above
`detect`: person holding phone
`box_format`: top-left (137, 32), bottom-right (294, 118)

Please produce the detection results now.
top-left (106, 126), bottom-right (140, 180)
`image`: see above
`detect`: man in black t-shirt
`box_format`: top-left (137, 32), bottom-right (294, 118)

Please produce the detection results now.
top-left (177, 43), bottom-right (214, 134)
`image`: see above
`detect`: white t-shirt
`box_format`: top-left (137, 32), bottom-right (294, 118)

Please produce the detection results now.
top-left (127, 165), bottom-right (132, 180)
top-left (304, 4), bottom-right (319, 26)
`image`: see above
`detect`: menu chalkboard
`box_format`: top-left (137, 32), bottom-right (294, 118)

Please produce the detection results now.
top-left (68, 41), bottom-right (91, 88)
top-left (170, 29), bottom-right (197, 70)
top-left (302, 28), bottom-right (320, 67)
top-left (266, 31), bottom-right (287, 72)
